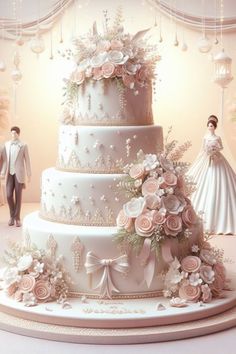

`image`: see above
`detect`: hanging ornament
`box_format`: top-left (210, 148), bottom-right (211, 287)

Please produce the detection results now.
top-left (197, 36), bottom-right (212, 53)
top-left (11, 51), bottom-right (22, 83)
top-left (30, 32), bottom-right (45, 54)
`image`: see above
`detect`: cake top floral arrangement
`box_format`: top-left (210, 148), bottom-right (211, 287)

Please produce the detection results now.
top-left (63, 7), bottom-right (160, 104)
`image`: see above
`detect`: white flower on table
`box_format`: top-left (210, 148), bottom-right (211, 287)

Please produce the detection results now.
top-left (22, 292), bottom-right (37, 307)
top-left (189, 272), bottom-right (203, 286)
top-left (3, 267), bottom-right (21, 287)
top-left (17, 254), bottom-right (33, 272)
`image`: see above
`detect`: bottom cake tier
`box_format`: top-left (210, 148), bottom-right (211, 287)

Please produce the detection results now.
top-left (23, 212), bottom-right (201, 299)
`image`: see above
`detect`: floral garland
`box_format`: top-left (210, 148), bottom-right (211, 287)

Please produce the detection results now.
top-left (62, 8), bottom-right (160, 111)
top-left (164, 241), bottom-right (227, 305)
top-left (115, 134), bottom-right (196, 259)
top-left (1, 240), bottom-right (72, 307)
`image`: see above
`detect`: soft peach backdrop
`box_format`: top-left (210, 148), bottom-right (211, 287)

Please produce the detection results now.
top-left (0, 0), bottom-right (236, 202)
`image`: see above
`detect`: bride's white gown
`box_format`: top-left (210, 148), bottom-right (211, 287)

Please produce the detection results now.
top-left (187, 134), bottom-right (236, 234)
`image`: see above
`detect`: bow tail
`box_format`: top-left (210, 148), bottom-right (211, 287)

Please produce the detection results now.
top-left (94, 266), bottom-right (119, 299)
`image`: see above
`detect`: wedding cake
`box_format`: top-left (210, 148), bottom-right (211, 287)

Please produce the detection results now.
top-left (1, 16), bottom-right (229, 314)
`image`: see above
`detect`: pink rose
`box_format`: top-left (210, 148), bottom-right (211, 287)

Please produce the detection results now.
top-left (145, 194), bottom-right (161, 210)
top-left (129, 164), bottom-right (145, 179)
top-left (136, 67), bottom-right (148, 83)
top-left (116, 209), bottom-right (134, 232)
top-left (181, 256), bottom-right (201, 273)
top-left (152, 210), bottom-right (166, 225)
top-left (114, 65), bottom-right (124, 77)
top-left (179, 281), bottom-right (201, 302)
top-left (33, 280), bottom-right (51, 301)
top-left (102, 62), bottom-right (115, 78)
top-left (135, 212), bottom-right (155, 237)
top-left (161, 171), bottom-right (177, 188)
top-left (122, 74), bottom-right (135, 89)
top-left (164, 215), bottom-right (182, 236)
top-left (19, 275), bottom-right (36, 293)
top-left (201, 284), bottom-right (213, 303)
top-left (142, 177), bottom-right (159, 196)
top-left (182, 205), bottom-right (197, 227)
top-left (93, 67), bottom-right (103, 80)
top-left (110, 39), bottom-right (124, 51)
top-left (162, 195), bottom-right (185, 215)
top-left (199, 265), bottom-right (215, 284)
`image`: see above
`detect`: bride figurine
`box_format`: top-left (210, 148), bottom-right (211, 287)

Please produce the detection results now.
top-left (187, 114), bottom-right (236, 235)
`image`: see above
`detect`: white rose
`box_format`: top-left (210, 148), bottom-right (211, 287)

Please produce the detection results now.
top-left (90, 52), bottom-right (108, 68)
top-left (108, 50), bottom-right (128, 65)
top-left (123, 197), bottom-right (146, 218)
top-left (17, 254), bottom-right (33, 272)
top-left (3, 267), bottom-right (20, 287)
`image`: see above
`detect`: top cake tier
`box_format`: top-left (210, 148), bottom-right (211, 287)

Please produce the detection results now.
top-left (62, 79), bottom-right (153, 126)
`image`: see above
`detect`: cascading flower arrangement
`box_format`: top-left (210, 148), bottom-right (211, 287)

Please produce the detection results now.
top-left (164, 241), bottom-right (227, 305)
top-left (62, 7), bottom-right (160, 110)
top-left (1, 236), bottom-right (72, 307)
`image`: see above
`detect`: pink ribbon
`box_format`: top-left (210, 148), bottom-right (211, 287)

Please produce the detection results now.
top-left (161, 239), bottom-right (174, 264)
top-left (139, 238), bottom-right (156, 288)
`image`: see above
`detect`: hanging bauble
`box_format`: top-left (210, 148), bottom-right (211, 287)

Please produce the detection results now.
top-left (30, 33), bottom-right (45, 54)
top-left (11, 68), bottom-right (22, 82)
top-left (15, 36), bottom-right (25, 46)
top-left (0, 60), bottom-right (6, 72)
top-left (181, 43), bottom-right (188, 52)
top-left (197, 36), bottom-right (212, 53)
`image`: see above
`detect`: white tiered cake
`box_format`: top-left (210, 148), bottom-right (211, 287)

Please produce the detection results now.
top-left (0, 18), bottom-right (234, 344)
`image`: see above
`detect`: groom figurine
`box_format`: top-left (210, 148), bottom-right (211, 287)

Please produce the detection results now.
top-left (0, 126), bottom-right (31, 227)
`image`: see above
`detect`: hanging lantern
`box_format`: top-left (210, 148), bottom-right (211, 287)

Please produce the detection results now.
top-left (197, 35), bottom-right (212, 53)
top-left (30, 32), bottom-right (45, 54)
top-left (213, 49), bottom-right (233, 88)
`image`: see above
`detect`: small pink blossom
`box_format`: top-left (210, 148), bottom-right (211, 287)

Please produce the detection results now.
top-left (181, 256), bottom-right (201, 273)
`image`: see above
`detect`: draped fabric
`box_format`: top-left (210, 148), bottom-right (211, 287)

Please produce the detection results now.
top-left (188, 134), bottom-right (236, 235)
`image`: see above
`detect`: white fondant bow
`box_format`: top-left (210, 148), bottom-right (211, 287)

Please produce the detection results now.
top-left (84, 252), bottom-right (129, 299)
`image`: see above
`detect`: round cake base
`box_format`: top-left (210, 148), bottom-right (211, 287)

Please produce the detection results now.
top-left (0, 291), bottom-right (236, 344)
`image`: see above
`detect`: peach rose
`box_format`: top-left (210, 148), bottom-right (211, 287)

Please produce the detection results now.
top-left (19, 275), bottom-right (36, 293)
top-left (102, 62), bottom-right (115, 78)
top-left (199, 265), bottom-right (215, 284)
top-left (179, 281), bottom-right (201, 302)
top-left (122, 74), bottom-right (135, 89)
top-left (116, 209), bottom-right (134, 232)
top-left (145, 194), bottom-right (161, 210)
top-left (152, 210), bottom-right (166, 225)
top-left (93, 67), bottom-right (103, 80)
top-left (142, 177), bottom-right (159, 196)
top-left (161, 171), bottom-right (177, 188)
top-left (182, 205), bottom-right (197, 227)
top-left (181, 256), bottom-right (201, 273)
top-left (33, 280), bottom-right (51, 301)
top-left (129, 163), bottom-right (145, 179)
top-left (123, 197), bottom-right (146, 218)
top-left (135, 212), bottom-right (155, 237)
top-left (164, 215), bottom-right (182, 236)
